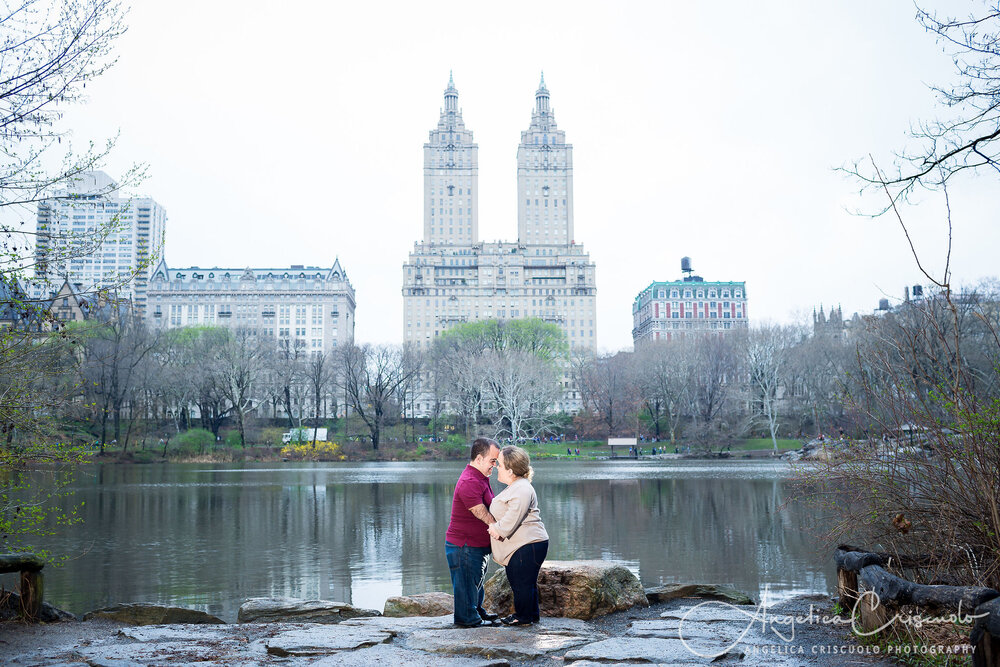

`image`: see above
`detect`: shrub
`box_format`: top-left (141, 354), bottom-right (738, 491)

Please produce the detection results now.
top-left (173, 428), bottom-right (215, 453)
top-left (260, 427), bottom-right (285, 447)
top-left (280, 441), bottom-right (344, 461)
top-left (224, 430), bottom-right (243, 448)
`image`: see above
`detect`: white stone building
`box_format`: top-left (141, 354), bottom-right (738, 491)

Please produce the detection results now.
top-left (403, 74), bottom-right (597, 351)
top-left (147, 259), bottom-right (355, 353)
top-left (34, 171), bottom-right (167, 313)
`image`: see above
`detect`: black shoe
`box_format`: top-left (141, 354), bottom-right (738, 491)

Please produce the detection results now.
top-left (479, 611), bottom-right (500, 622)
top-left (455, 619), bottom-right (483, 628)
top-left (500, 614), bottom-right (533, 626)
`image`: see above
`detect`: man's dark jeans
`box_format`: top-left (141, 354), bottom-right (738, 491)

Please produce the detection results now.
top-left (445, 541), bottom-right (491, 625)
top-left (506, 539), bottom-right (548, 622)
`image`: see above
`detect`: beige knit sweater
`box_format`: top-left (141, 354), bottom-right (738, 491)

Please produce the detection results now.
top-left (489, 477), bottom-right (549, 566)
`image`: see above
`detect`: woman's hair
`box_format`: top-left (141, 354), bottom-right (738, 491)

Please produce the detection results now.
top-left (501, 445), bottom-right (533, 482)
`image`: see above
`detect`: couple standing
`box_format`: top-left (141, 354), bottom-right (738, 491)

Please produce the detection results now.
top-left (444, 438), bottom-right (549, 627)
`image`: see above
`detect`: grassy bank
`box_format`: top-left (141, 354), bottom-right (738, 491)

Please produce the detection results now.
top-left (74, 437), bottom-right (804, 464)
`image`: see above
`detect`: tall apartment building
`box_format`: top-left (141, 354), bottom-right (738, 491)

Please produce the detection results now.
top-left (147, 259), bottom-right (355, 353)
top-left (632, 259), bottom-right (748, 347)
top-left (403, 75), bottom-right (597, 353)
top-left (34, 171), bottom-right (166, 313)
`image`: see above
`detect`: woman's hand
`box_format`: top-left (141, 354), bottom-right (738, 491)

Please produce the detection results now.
top-left (488, 523), bottom-right (502, 540)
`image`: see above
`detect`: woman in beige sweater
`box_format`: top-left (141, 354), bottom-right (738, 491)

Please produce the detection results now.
top-left (487, 445), bottom-right (549, 626)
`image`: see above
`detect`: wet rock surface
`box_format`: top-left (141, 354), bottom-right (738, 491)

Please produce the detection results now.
top-left (237, 597), bottom-right (380, 623)
top-left (264, 625), bottom-right (392, 656)
top-left (0, 594), bottom-right (903, 665)
top-left (485, 559), bottom-right (649, 620)
top-left (645, 582), bottom-right (755, 605)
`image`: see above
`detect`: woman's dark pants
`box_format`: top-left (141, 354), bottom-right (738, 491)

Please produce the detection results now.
top-left (505, 540), bottom-right (548, 622)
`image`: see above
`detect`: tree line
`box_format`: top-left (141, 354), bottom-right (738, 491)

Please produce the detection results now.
top-left (4, 280), bottom-right (998, 456)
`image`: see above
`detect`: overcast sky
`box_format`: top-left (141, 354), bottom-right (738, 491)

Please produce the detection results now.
top-left (57, 0), bottom-right (1000, 351)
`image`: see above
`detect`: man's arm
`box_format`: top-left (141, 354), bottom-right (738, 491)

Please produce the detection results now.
top-left (467, 504), bottom-right (494, 525)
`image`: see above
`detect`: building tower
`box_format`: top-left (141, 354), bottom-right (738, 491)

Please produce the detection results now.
top-left (423, 72), bottom-right (479, 246)
top-left (517, 73), bottom-right (574, 245)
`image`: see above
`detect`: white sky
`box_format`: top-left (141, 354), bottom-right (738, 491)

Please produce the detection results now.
top-left (56, 0), bottom-right (1000, 351)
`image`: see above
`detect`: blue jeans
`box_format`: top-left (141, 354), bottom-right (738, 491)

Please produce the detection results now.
top-left (445, 541), bottom-right (491, 625)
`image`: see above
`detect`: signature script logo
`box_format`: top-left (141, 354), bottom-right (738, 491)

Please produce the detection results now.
top-left (677, 585), bottom-right (988, 659)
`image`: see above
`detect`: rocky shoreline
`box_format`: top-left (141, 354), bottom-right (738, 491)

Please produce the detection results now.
top-left (2, 594), bottom-right (898, 666)
top-left (1, 561), bottom-right (901, 665)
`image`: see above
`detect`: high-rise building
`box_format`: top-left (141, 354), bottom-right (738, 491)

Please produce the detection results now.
top-left (146, 259), bottom-right (355, 353)
top-left (632, 259), bottom-right (748, 347)
top-left (403, 75), bottom-right (597, 353)
top-left (34, 171), bottom-right (166, 313)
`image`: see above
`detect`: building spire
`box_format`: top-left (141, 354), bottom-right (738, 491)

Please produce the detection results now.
top-left (444, 71), bottom-right (458, 112)
top-left (535, 71), bottom-right (550, 114)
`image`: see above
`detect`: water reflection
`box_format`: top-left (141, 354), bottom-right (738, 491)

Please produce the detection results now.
top-left (6, 460), bottom-right (829, 622)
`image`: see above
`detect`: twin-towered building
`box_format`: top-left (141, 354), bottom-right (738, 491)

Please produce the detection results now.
top-left (403, 74), bottom-right (597, 351)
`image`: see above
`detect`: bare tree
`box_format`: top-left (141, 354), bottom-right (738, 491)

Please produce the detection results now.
top-left (686, 334), bottom-right (743, 442)
top-left (303, 350), bottom-right (337, 445)
top-left (574, 350), bottom-right (638, 437)
top-left (745, 325), bottom-right (797, 452)
top-left (478, 349), bottom-right (561, 439)
top-left (846, 4), bottom-right (1000, 208)
top-left (341, 343), bottom-right (416, 450)
top-left (634, 340), bottom-right (691, 444)
top-left (81, 303), bottom-right (159, 450)
top-left (215, 328), bottom-right (267, 447)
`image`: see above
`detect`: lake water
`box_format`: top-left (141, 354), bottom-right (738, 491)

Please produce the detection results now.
top-left (5, 460), bottom-right (832, 622)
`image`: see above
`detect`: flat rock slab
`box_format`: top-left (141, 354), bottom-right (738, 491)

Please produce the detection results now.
top-left (82, 603), bottom-right (225, 625)
top-left (265, 625), bottom-right (392, 656)
top-left (627, 619), bottom-right (718, 640)
top-left (405, 626), bottom-right (590, 660)
top-left (660, 603), bottom-right (763, 623)
top-left (77, 642), bottom-right (265, 667)
top-left (238, 597), bottom-right (380, 623)
top-left (564, 637), bottom-right (743, 663)
top-left (309, 643), bottom-right (511, 666)
top-left (340, 613), bottom-right (456, 633)
top-left (117, 624), bottom-right (236, 642)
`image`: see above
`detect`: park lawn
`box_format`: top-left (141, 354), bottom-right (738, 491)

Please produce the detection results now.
top-left (520, 440), bottom-right (609, 457)
top-left (731, 438), bottom-right (803, 451)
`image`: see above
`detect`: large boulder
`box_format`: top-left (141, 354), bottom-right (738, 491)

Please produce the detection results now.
top-left (237, 597), bottom-right (380, 624)
top-left (82, 603), bottom-right (224, 625)
top-left (644, 583), bottom-right (754, 605)
top-left (383, 592), bottom-right (454, 617)
top-left (484, 560), bottom-right (648, 620)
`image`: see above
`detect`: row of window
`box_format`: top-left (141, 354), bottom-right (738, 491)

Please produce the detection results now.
top-left (656, 288), bottom-right (743, 299)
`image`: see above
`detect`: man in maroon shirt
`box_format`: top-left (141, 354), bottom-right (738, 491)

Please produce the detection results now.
top-left (445, 437), bottom-right (501, 627)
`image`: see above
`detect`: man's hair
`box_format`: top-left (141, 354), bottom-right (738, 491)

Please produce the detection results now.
top-left (470, 437), bottom-right (498, 461)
